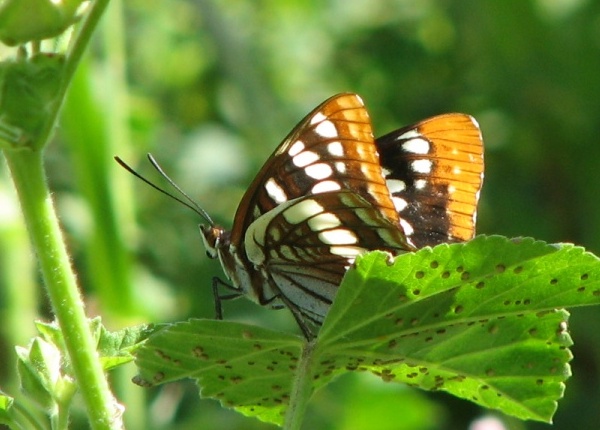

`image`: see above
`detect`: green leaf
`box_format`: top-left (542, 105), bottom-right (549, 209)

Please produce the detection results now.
top-left (96, 322), bottom-right (160, 370)
top-left (10, 318), bottom-right (153, 428)
top-left (0, 0), bottom-right (87, 46)
top-left (16, 337), bottom-right (70, 411)
top-left (0, 53), bottom-right (65, 149)
top-left (134, 236), bottom-right (600, 426)
top-left (317, 236), bottom-right (583, 422)
top-left (33, 317), bottom-right (156, 371)
top-left (0, 391), bottom-right (15, 425)
top-left (34, 320), bottom-right (66, 351)
top-left (134, 320), bottom-right (306, 425)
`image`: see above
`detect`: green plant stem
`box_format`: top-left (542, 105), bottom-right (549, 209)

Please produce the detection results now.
top-left (4, 149), bottom-right (122, 430)
top-left (52, 404), bottom-right (68, 430)
top-left (284, 340), bottom-right (317, 430)
top-left (31, 0), bottom-right (110, 152)
top-left (10, 398), bottom-right (47, 430)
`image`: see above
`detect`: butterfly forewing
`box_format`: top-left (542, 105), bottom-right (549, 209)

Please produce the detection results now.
top-left (230, 93), bottom-right (404, 248)
top-left (376, 114), bottom-right (484, 248)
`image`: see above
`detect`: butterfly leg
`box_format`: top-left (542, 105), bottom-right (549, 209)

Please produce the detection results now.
top-left (211, 277), bottom-right (243, 320)
top-left (274, 294), bottom-right (318, 341)
top-left (212, 277), bottom-right (317, 341)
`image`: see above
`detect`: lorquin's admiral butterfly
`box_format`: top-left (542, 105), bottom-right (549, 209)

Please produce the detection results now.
top-left (117, 93), bottom-right (484, 339)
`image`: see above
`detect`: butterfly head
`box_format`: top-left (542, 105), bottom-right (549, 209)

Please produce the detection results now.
top-left (200, 222), bottom-right (258, 301)
top-left (199, 223), bottom-right (250, 295)
top-left (200, 224), bottom-right (229, 259)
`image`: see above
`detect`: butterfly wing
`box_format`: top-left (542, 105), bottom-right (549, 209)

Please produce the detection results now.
top-left (244, 190), bottom-right (410, 324)
top-left (376, 114), bottom-right (484, 248)
top-left (230, 93), bottom-right (406, 247)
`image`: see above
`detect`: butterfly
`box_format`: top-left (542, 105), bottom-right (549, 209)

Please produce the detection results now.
top-left (117, 93), bottom-right (484, 339)
top-left (198, 92), bottom-right (484, 338)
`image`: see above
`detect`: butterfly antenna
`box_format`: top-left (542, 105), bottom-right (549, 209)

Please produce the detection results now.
top-left (114, 154), bottom-right (215, 226)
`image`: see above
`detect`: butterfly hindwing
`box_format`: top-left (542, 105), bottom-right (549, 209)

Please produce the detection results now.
top-left (243, 190), bottom-right (410, 324)
top-left (376, 113), bottom-right (484, 248)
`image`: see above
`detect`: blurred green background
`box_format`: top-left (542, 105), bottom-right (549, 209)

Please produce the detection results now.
top-left (1, 0), bottom-right (600, 428)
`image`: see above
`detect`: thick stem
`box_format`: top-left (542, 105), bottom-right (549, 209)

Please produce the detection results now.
top-left (284, 340), bottom-right (317, 430)
top-left (3, 149), bottom-right (122, 430)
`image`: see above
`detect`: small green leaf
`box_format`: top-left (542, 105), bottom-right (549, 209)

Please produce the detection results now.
top-left (35, 320), bottom-right (65, 350)
top-left (0, 391), bottom-right (15, 425)
top-left (32, 317), bottom-right (156, 371)
top-left (96, 322), bottom-right (159, 370)
top-left (16, 338), bottom-right (63, 410)
top-left (11, 318), bottom-right (152, 426)
top-left (0, 53), bottom-right (65, 149)
top-left (0, 0), bottom-right (87, 46)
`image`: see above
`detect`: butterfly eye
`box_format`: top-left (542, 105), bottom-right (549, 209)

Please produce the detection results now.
top-left (199, 224), bottom-right (220, 258)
